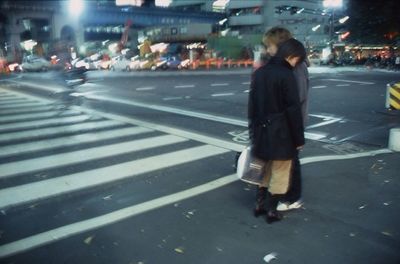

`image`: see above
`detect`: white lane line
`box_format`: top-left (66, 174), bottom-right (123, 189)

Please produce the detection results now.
top-left (211, 93), bottom-right (235, 97)
top-left (136, 87), bottom-right (155, 91)
top-left (0, 145), bottom-right (229, 209)
top-left (0, 120), bottom-right (122, 143)
top-left (312, 85), bottom-right (327, 89)
top-left (322, 79), bottom-right (375, 85)
top-left (163, 96), bottom-right (183, 101)
top-left (0, 148), bottom-right (393, 258)
top-left (241, 82), bottom-right (251, 85)
top-left (0, 126), bottom-right (152, 158)
top-left (211, 83), bottom-right (229, 87)
top-left (0, 105), bottom-right (56, 115)
top-left (0, 110), bottom-right (79, 123)
top-left (0, 173), bottom-right (238, 258)
top-left (0, 98), bottom-right (29, 104)
top-left (0, 134), bottom-right (188, 180)
top-left (0, 115), bottom-right (98, 133)
top-left (75, 93), bottom-right (248, 128)
top-left (174, 85), bottom-right (195, 89)
top-left (336, 84), bottom-right (350, 87)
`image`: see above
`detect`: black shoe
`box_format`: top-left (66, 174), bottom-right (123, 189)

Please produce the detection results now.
top-left (266, 211), bottom-right (282, 224)
top-left (253, 208), bottom-right (267, 217)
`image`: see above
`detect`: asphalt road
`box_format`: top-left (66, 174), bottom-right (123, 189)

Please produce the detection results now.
top-left (0, 67), bottom-right (399, 264)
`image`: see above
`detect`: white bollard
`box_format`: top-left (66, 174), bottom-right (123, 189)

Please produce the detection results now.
top-left (388, 128), bottom-right (400, 152)
top-left (385, 84), bottom-right (391, 109)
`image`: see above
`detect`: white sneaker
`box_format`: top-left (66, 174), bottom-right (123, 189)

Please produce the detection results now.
top-left (277, 200), bottom-right (303, 212)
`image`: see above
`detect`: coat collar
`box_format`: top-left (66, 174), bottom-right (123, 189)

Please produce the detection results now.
top-left (269, 56), bottom-right (293, 70)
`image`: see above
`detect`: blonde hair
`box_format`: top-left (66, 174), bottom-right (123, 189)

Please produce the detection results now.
top-left (263, 27), bottom-right (292, 46)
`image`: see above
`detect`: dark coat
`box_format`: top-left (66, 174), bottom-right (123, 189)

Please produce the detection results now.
top-left (248, 57), bottom-right (305, 160)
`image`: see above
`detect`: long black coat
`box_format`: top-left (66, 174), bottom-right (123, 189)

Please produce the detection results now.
top-left (248, 57), bottom-right (305, 160)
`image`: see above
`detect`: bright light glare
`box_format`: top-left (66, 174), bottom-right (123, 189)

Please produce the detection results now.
top-left (69, 0), bottom-right (84, 16)
top-left (339, 16), bottom-right (349, 23)
top-left (323, 0), bottom-right (342, 8)
top-left (218, 18), bottom-right (228, 25)
top-left (155, 0), bottom-right (172, 7)
top-left (296, 8), bottom-right (305, 14)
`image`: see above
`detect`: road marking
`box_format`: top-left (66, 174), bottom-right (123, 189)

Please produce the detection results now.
top-left (0, 174), bottom-right (238, 258)
top-left (0, 105), bottom-right (56, 115)
top-left (312, 85), bottom-right (327, 89)
top-left (163, 96), bottom-right (183, 101)
top-left (136, 87), bottom-right (155, 91)
top-left (0, 110), bottom-right (80, 123)
top-left (241, 82), bottom-right (251, 85)
top-left (0, 120), bottom-right (122, 143)
top-left (0, 145), bottom-right (230, 209)
top-left (0, 148), bottom-right (393, 258)
top-left (211, 93), bottom-right (235, 97)
top-left (322, 79), bottom-right (374, 85)
top-left (7, 80), bottom-right (67, 93)
top-left (244, 90), bottom-right (250, 93)
top-left (306, 114), bottom-right (343, 129)
top-left (336, 84), bottom-right (350, 87)
top-left (0, 126), bottom-right (152, 159)
top-left (0, 98), bottom-right (29, 105)
top-left (211, 83), bottom-right (229, 87)
top-left (0, 115), bottom-right (99, 133)
top-left (0, 101), bottom-right (44, 109)
top-left (174, 85), bottom-right (195, 89)
top-left (0, 134), bottom-right (188, 180)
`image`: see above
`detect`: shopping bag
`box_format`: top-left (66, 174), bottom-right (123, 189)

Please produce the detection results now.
top-left (236, 146), bottom-right (265, 185)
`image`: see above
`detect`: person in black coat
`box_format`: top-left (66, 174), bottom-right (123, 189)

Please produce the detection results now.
top-left (248, 38), bottom-right (306, 223)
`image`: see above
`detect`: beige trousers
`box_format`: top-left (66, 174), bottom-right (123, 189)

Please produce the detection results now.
top-left (259, 160), bottom-right (293, 195)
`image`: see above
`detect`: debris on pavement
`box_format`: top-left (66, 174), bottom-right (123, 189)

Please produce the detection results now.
top-left (84, 235), bottom-right (95, 245)
top-left (263, 252), bottom-right (278, 263)
top-left (102, 195), bottom-right (113, 200)
top-left (174, 246), bottom-right (185, 254)
top-left (358, 204), bottom-right (367, 210)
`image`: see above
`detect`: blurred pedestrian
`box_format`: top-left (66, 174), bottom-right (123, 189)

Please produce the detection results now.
top-left (260, 27), bottom-right (310, 213)
top-left (248, 38), bottom-right (306, 223)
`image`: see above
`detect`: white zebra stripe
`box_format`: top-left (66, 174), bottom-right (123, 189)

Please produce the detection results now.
top-left (0, 115), bottom-right (99, 133)
top-left (0, 134), bottom-right (188, 179)
top-left (0, 126), bottom-right (153, 158)
top-left (0, 110), bottom-right (80, 123)
top-left (0, 144), bottom-right (230, 209)
top-left (0, 120), bottom-right (122, 143)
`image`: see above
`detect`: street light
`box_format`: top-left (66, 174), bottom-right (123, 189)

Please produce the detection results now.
top-left (69, 0), bottom-right (84, 17)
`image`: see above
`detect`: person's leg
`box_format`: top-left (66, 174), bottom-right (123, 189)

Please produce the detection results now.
top-left (266, 192), bottom-right (284, 224)
top-left (254, 187), bottom-right (267, 217)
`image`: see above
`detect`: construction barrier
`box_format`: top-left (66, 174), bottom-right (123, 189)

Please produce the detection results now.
top-left (386, 82), bottom-right (400, 110)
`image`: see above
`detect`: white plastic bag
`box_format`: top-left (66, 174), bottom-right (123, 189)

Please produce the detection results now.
top-left (236, 146), bottom-right (265, 185)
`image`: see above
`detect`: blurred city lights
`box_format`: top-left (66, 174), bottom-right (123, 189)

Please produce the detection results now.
top-left (323, 0), bottom-right (343, 8)
top-left (155, 0), bottom-right (172, 7)
top-left (339, 16), bottom-right (350, 24)
top-left (69, 0), bottom-right (84, 16)
top-left (116, 0), bottom-right (144, 6)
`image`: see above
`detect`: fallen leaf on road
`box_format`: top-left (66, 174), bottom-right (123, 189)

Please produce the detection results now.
top-left (358, 204), bottom-right (367, 209)
top-left (84, 235), bottom-right (95, 245)
top-left (381, 231), bottom-right (393, 237)
top-left (174, 247), bottom-right (185, 254)
top-left (102, 195), bottom-right (113, 200)
top-left (263, 252), bottom-right (278, 263)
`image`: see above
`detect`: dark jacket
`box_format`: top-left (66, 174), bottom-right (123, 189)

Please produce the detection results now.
top-left (248, 57), bottom-right (305, 160)
top-left (293, 61), bottom-right (310, 126)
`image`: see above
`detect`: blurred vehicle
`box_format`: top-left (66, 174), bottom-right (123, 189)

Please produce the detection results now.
top-left (139, 59), bottom-right (156, 70)
top-left (7, 62), bottom-right (22, 72)
top-left (97, 54), bottom-right (112, 70)
top-left (180, 59), bottom-right (191, 69)
top-left (128, 56), bottom-right (141, 71)
top-left (63, 67), bottom-right (87, 87)
top-left (20, 56), bottom-right (51, 72)
top-left (75, 58), bottom-right (97, 70)
top-left (110, 55), bottom-right (131, 71)
top-left (165, 56), bottom-right (181, 69)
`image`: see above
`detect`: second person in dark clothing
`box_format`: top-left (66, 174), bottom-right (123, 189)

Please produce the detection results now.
top-left (248, 38), bottom-right (306, 223)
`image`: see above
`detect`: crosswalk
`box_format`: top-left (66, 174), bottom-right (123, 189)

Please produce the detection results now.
top-left (0, 88), bottom-right (236, 259)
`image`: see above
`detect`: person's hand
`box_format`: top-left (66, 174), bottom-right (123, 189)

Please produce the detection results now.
top-left (296, 145), bottom-right (304, 151)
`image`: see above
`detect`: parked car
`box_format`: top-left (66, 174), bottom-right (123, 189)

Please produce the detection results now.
top-left (20, 56), bottom-right (51, 72)
top-left (7, 62), bottom-right (22, 72)
top-left (74, 58), bottom-right (97, 70)
top-left (110, 55), bottom-right (131, 71)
